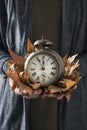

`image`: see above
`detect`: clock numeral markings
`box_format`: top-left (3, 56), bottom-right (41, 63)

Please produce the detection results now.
top-left (36, 76), bottom-right (40, 81)
top-left (50, 61), bottom-right (55, 65)
top-left (32, 72), bottom-right (36, 77)
top-left (42, 55), bottom-right (45, 65)
top-left (48, 76), bottom-right (51, 80)
top-left (30, 68), bottom-right (35, 71)
top-left (52, 67), bottom-right (56, 70)
top-left (51, 72), bottom-right (55, 76)
top-left (42, 78), bottom-right (45, 82)
top-left (36, 57), bottom-right (40, 62)
top-left (47, 57), bottom-right (50, 62)
top-left (32, 62), bottom-right (36, 65)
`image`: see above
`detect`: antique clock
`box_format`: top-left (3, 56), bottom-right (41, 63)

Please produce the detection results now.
top-left (24, 39), bottom-right (64, 86)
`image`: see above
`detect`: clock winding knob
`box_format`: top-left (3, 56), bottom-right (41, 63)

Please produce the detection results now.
top-left (34, 39), bottom-right (53, 49)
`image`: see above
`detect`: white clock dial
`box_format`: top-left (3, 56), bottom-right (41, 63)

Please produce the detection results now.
top-left (26, 53), bottom-right (59, 86)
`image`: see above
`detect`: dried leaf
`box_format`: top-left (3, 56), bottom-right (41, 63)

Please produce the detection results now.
top-left (8, 49), bottom-right (25, 66)
top-left (59, 79), bottom-right (79, 92)
top-left (68, 61), bottom-right (79, 76)
top-left (6, 66), bottom-right (33, 95)
top-left (6, 67), bottom-right (20, 82)
top-left (63, 55), bottom-right (68, 66)
top-left (47, 85), bottom-right (62, 93)
top-left (67, 54), bottom-right (78, 64)
top-left (30, 83), bottom-right (41, 89)
top-left (19, 71), bottom-right (30, 85)
top-left (64, 89), bottom-right (73, 101)
top-left (27, 38), bottom-right (35, 53)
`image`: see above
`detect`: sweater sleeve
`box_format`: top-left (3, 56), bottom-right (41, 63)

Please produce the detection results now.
top-left (0, 1), bottom-right (11, 74)
top-left (0, 31), bottom-right (11, 74)
top-left (0, 42), bottom-right (10, 74)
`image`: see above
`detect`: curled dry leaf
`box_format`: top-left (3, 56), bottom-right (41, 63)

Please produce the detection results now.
top-left (19, 71), bottom-right (30, 85)
top-left (68, 61), bottom-right (79, 76)
top-left (67, 54), bottom-right (78, 64)
top-left (6, 61), bottom-right (33, 96)
top-left (30, 83), bottom-right (41, 89)
top-left (8, 50), bottom-right (25, 66)
top-left (45, 85), bottom-right (62, 93)
top-left (64, 89), bottom-right (73, 102)
top-left (27, 38), bottom-right (35, 53)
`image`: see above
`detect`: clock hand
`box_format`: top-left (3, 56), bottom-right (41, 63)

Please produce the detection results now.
top-left (42, 55), bottom-right (45, 66)
top-left (36, 57), bottom-right (43, 67)
top-left (36, 57), bottom-right (45, 70)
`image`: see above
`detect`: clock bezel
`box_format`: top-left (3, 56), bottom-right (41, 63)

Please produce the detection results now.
top-left (24, 49), bottom-right (64, 86)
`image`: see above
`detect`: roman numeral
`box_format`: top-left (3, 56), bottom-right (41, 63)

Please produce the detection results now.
top-left (52, 67), bottom-right (56, 70)
top-left (47, 58), bottom-right (50, 62)
top-left (32, 72), bottom-right (36, 76)
top-left (30, 68), bottom-right (35, 70)
top-left (50, 61), bottom-right (54, 64)
top-left (42, 78), bottom-right (45, 82)
top-left (36, 76), bottom-right (40, 80)
top-left (36, 57), bottom-right (40, 62)
top-left (51, 72), bottom-right (55, 76)
top-left (32, 62), bottom-right (36, 65)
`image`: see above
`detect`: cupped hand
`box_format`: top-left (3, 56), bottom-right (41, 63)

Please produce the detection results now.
top-left (41, 92), bottom-right (64, 100)
top-left (9, 78), bottom-right (42, 99)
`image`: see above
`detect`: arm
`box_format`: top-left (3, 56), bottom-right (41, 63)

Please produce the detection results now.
top-left (0, 36), bottom-right (10, 74)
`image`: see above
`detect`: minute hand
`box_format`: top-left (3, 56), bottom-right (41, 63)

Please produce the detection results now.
top-left (36, 57), bottom-right (44, 67)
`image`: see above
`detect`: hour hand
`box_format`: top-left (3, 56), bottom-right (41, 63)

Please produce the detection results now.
top-left (42, 55), bottom-right (45, 66)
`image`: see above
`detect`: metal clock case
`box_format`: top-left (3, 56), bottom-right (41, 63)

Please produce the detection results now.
top-left (24, 40), bottom-right (65, 86)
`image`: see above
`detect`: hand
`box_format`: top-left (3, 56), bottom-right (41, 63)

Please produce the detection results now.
top-left (41, 92), bottom-right (64, 100)
top-left (9, 78), bottom-right (42, 99)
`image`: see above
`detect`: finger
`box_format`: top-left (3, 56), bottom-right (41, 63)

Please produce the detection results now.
top-left (31, 89), bottom-right (42, 98)
top-left (9, 78), bottom-right (16, 91)
top-left (14, 87), bottom-right (20, 95)
top-left (73, 85), bottom-right (77, 89)
top-left (41, 93), bottom-right (52, 98)
top-left (33, 89), bottom-right (42, 95)
top-left (14, 88), bottom-right (29, 96)
top-left (57, 94), bottom-right (64, 100)
top-left (21, 91), bottom-right (30, 97)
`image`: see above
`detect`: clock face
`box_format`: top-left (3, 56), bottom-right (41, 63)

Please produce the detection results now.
top-left (25, 52), bottom-right (59, 86)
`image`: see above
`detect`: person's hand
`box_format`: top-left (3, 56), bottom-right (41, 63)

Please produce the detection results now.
top-left (41, 92), bottom-right (64, 100)
top-left (9, 78), bottom-right (42, 99)
top-left (41, 84), bottom-right (77, 100)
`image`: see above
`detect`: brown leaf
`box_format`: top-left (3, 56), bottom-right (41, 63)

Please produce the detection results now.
top-left (6, 67), bottom-right (20, 82)
top-left (8, 49), bottom-right (25, 66)
top-left (30, 83), bottom-right (41, 89)
top-left (6, 66), bottom-right (33, 95)
top-left (68, 61), bottom-right (79, 76)
top-left (47, 85), bottom-right (62, 93)
top-left (19, 71), bottom-right (30, 85)
top-left (63, 55), bottom-right (68, 66)
top-left (27, 38), bottom-right (35, 53)
top-left (67, 54), bottom-right (78, 64)
top-left (64, 89), bottom-right (73, 102)
top-left (59, 79), bottom-right (78, 92)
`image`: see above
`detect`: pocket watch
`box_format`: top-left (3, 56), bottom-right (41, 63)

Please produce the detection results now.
top-left (24, 39), bottom-right (64, 86)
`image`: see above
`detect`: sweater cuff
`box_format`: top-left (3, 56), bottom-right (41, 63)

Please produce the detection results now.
top-left (2, 58), bottom-right (11, 75)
